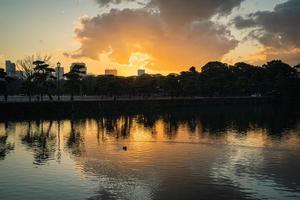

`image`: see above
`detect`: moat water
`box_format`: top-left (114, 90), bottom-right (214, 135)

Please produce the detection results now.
top-left (0, 105), bottom-right (299, 200)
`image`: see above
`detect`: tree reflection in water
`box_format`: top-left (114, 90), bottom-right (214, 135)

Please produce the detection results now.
top-left (96, 117), bottom-right (105, 143)
top-left (0, 105), bottom-right (299, 200)
top-left (21, 120), bottom-right (56, 165)
top-left (98, 116), bottom-right (133, 139)
top-left (66, 119), bottom-right (85, 157)
top-left (56, 120), bottom-right (62, 163)
top-left (136, 114), bottom-right (158, 134)
top-left (0, 122), bottom-right (15, 160)
top-left (4, 105), bottom-right (298, 166)
top-left (163, 113), bottom-right (180, 140)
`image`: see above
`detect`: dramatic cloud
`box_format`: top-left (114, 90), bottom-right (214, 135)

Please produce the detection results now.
top-left (69, 0), bottom-right (243, 71)
top-left (96, 0), bottom-right (136, 6)
top-left (151, 0), bottom-right (243, 24)
top-left (95, 0), bottom-right (147, 7)
top-left (233, 0), bottom-right (300, 64)
top-left (96, 0), bottom-right (243, 28)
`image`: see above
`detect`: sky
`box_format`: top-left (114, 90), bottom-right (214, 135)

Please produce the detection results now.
top-left (0, 0), bottom-right (298, 76)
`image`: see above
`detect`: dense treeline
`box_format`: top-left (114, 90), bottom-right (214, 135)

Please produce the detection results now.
top-left (0, 60), bottom-right (299, 101)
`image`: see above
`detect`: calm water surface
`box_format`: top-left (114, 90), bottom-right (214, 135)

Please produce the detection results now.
top-left (0, 106), bottom-right (300, 200)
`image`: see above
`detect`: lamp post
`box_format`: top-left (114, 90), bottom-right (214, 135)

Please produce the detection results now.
top-left (57, 62), bottom-right (61, 101)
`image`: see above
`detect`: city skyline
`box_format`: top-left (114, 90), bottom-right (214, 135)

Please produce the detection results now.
top-left (1, 0), bottom-right (299, 76)
top-left (2, 59), bottom-right (150, 77)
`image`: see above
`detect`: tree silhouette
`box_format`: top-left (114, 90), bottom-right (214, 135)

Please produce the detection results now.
top-left (263, 60), bottom-right (298, 97)
top-left (295, 64), bottom-right (300, 73)
top-left (32, 60), bottom-right (56, 101)
top-left (189, 66), bottom-right (197, 74)
top-left (1, 59), bottom-right (299, 100)
top-left (200, 61), bottom-right (233, 96)
top-left (231, 62), bottom-right (264, 95)
top-left (64, 64), bottom-right (86, 100)
top-left (164, 74), bottom-right (180, 96)
top-left (18, 54), bottom-right (52, 101)
top-left (179, 67), bottom-right (200, 96)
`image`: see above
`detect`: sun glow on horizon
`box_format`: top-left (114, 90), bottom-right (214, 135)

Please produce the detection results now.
top-left (1, 0), bottom-right (299, 76)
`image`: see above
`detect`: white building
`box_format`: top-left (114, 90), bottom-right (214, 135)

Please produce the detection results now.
top-left (105, 68), bottom-right (118, 76)
top-left (55, 62), bottom-right (64, 80)
top-left (138, 69), bottom-right (145, 76)
top-left (5, 60), bottom-right (16, 77)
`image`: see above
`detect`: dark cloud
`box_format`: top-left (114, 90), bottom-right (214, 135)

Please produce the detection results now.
top-left (96, 0), bottom-right (243, 20)
top-left (233, 16), bottom-right (256, 29)
top-left (232, 0), bottom-right (300, 64)
top-left (234, 0), bottom-right (300, 48)
top-left (147, 0), bottom-right (243, 30)
top-left (95, 0), bottom-right (243, 29)
top-left (70, 0), bottom-right (243, 71)
top-left (96, 0), bottom-right (133, 6)
top-left (95, 0), bottom-right (146, 7)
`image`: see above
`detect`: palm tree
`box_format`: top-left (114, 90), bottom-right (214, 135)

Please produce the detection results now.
top-left (64, 64), bottom-right (85, 101)
top-left (33, 60), bottom-right (56, 101)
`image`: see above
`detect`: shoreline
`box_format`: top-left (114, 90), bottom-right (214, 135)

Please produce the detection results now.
top-left (0, 96), bottom-right (282, 118)
top-left (0, 95), bottom-right (275, 103)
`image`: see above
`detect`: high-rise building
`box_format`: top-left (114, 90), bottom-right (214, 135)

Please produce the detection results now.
top-left (5, 60), bottom-right (16, 77)
top-left (70, 62), bottom-right (87, 75)
top-left (55, 62), bottom-right (64, 80)
top-left (15, 71), bottom-right (24, 79)
top-left (105, 68), bottom-right (118, 76)
top-left (138, 69), bottom-right (145, 76)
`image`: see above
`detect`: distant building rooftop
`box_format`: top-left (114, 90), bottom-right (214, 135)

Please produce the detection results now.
top-left (138, 69), bottom-right (145, 76)
top-left (105, 69), bottom-right (117, 76)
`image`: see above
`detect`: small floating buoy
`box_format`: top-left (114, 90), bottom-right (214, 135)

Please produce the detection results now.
top-left (122, 146), bottom-right (127, 151)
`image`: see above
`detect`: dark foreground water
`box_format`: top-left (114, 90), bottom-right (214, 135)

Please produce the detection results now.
top-left (0, 105), bottom-right (300, 200)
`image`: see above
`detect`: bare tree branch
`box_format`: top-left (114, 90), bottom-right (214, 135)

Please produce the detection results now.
top-left (17, 54), bottom-right (52, 79)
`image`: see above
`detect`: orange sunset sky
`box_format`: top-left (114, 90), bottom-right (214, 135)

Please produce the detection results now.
top-left (1, 0), bottom-right (299, 76)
